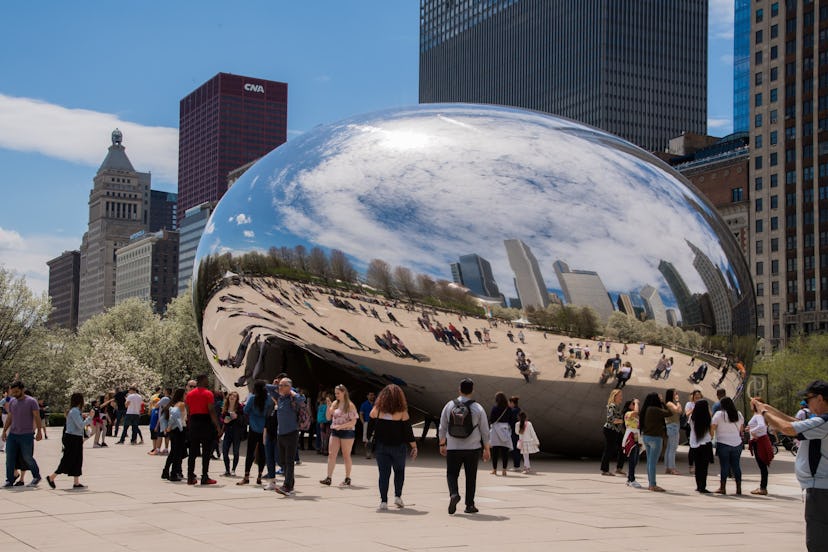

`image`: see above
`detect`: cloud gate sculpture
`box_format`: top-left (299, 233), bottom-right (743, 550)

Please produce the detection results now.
top-left (194, 104), bottom-right (756, 456)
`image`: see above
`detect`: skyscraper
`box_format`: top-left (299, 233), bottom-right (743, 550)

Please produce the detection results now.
top-left (177, 72), bottom-right (287, 223)
top-left (750, 0), bottom-right (828, 348)
top-left (419, 0), bottom-right (707, 151)
top-left (504, 239), bottom-right (549, 310)
top-left (47, 250), bottom-right (80, 330)
top-left (687, 240), bottom-right (733, 336)
top-left (658, 259), bottom-right (703, 328)
top-left (178, 201), bottom-right (216, 296)
top-left (115, 230), bottom-right (179, 313)
top-left (78, 130), bottom-right (149, 325)
top-left (733, 0), bottom-right (751, 133)
top-left (640, 284), bottom-right (669, 326)
top-left (149, 190), bottom-right (178, 232)
top-left (553, 260), bottom-right (615, 320)
top-left (449, 254), bottom-right (502, 300)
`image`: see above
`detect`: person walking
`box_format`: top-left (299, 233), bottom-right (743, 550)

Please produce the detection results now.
top-left (220, 391), bottom-right (244, 477)
top-left (488, 392), bottom-right (515, 476)
top-left (747, 401), bottom-right (774, 496)
top-left (438, 378), bottom-right (491, 515)
top-left (688, 399), bottom-right (714, 493)
top-left (116, 386), bottom-right (144, 445)
top-left (238, 381), bottom-right (268, 485)
top-left (2, 381), bottom-right (44, 487)
top-left (600, 389), bottom-right (625, 476)
top-left (515, 411), bottom-right (539, 473)
top-left (752, 381), bottom-right (828, 551)
top-left (640, 392), bottom-right (671, 492)
top-left (161, 389), bottom-right (186, 481)
top-left (46, 393), bottom-right (91, 490)
top-left (711, 397), bottom-right (744, 495)
top-left (367, 384), bottom-right (417, 510)
top-left (320, 384), bottom-right (358, 487)
top-left (272, 378), bottom-right (306, 497)
top-left (185, 375), bottom-right (222, 485)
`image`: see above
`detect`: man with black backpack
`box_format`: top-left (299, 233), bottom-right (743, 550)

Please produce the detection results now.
top-left (752, 380), bottom-right (828, 551)
top-left (438, 378), bottom-right (490, 515)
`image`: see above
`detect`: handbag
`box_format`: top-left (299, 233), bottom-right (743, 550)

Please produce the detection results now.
top-left (489, 409), bottom-right (513, 449)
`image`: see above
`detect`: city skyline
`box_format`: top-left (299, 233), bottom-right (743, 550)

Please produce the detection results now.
top-left (0, 1), bottom-right (737, 294)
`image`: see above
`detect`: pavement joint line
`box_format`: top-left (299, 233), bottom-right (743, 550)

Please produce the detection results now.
top-left (0, 530), bottom-right (37, 551)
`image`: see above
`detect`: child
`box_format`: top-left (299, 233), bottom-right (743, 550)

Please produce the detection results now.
top-left (515, 412), bottom-right (540, 474)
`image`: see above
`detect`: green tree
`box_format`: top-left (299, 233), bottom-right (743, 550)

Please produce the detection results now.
top-left (8, 326), bottom-right (76, 409)
top-left (0, 267), bottom-right (51, 379)
top-left (754, 334), bottom-right (828, 414)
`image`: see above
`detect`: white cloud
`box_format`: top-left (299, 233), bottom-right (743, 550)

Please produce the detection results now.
top-left (0, 93), bottom-right (178, 184)
top-left (243, 230), bottom-right (255, 238)
top-left (235, 214), bottom-right (252, 225)
top-left (708, 117), bottom-right (731, 129)
top-left (0, 226), bottom-right (81, 295)
top-left (709, 0), bottom-right (735, 39)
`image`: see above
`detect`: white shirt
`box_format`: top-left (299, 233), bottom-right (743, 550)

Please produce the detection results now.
top-left (711, 410), bottom-right (744, 447)
top-left (125, 393), bottom-right (143, 415)
top-left (689, 423), bottom-right (712, 448)
top-left (747, 413), bottom-right (768, 439)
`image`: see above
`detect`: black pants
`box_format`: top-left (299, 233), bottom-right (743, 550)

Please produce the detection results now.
top-left (806, 488), bottom-right (828, 552)
top-left (600, 427), bottom-right (621, 472)
top-left (243, 430), bottom-right (264, 476)
top-left (222, 424), bottom-right (242, 473)
top-left (187, 415), bottom-right (216, 480)
top-left (749, 441), bottom-right (769, 489)
top-left (491, 446), bottom-right (509, 470)
top-left (277, 431), bottom-right (298, 491)
top-left (117, 414), bottom-right (142, 443)
top-left (693, 443), bottom-right (713, 491)
top-left (164, 429), bottom-right (185, 477)
top-left (446, 448), bottom-right (480, 507)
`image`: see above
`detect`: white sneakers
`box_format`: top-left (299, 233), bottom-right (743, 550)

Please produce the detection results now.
top-left (626, 480), bottom-right (642, 489)
top-left (394, 497), bottom-right (404, 508)
top-left (378, 502), bottom-right (388, 510)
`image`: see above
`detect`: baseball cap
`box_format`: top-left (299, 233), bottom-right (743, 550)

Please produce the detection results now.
top-left (799, 380), bottom-right (828, 398)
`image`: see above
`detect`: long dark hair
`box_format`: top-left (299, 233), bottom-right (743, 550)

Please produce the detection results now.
top-left (68, 392), bottom-right (84, 414)
top-left (665, 388), bottom-right (678, 404)
top-left (252, 380), bottom-right (267, 412)
top-left (162, 388), bottom-right (185, 421)
top-left (494, 392), bottom-right (508, 409)
top-left (639, 392), bottom-right (662, 429)
top-left (720, 397), bottom-right (739, 423)
top-left (518, 411), bottom-right (527, 433)
top-left (691, 399), bottom-right (711, 438)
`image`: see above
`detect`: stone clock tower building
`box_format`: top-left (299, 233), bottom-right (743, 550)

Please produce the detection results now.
top-left (78, 129), bottom-right (150, 325)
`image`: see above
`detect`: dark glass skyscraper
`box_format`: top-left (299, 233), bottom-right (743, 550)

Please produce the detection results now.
top-left (733, 0), bottom-right (751, 133)
top-left (419, 0), bottom-right (707, 151)
top-left (178, 72), bottom-right (287, 223)
top-left (450, 253), bottom-right (501, 299)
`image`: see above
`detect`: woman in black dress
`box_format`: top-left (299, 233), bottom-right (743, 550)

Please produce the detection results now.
top-left (46, 393), bottom-right (90, 489)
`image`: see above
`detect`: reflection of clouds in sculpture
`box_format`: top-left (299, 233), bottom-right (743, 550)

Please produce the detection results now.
top-left (201, 105), bottom-right (747, 316)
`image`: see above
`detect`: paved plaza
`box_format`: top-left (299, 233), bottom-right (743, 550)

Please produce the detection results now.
top-left (0, 431), bottom-right (807, 551)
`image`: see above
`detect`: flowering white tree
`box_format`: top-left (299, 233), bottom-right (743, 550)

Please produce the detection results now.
top-left (70, 335), bottom-right (160, 398)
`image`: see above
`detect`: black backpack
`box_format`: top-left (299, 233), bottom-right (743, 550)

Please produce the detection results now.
top-left (448, 399), bottom-right (477, 438)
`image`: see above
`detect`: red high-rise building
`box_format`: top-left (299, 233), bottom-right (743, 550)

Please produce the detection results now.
top-left (177, 73), bottom-right (287, 223)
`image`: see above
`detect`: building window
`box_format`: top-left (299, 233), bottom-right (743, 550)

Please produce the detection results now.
top-left (756, 50), bottom-right (763, 65)
top-left (771, 2), bottom-right (779, 17)
top-left (771, 217), bottom-right (779, 231)
top-left (770, 110), bottom-right (778, 124)
top-left (756, 240), bottom-right (764, 254)
top-left (732, 187), bottom-right (744, 202)
top-left (756, 198), bottom-right (764, 212)
top-left (771, 237), bottom-right (779, 251)
top-left (772, 281), bottom-right (780, 295)
top-left (756, 261), bottom-right (764, 276)
top-left (755, 72), bottom-right (763, 86)
top-left (755, 113), bottom-right (763, 128)
top-left (756, 29), bottom-right (764, 44)
top-left (755, 134), bottom-right (763, 149)
top-left (770, 67), bottom-right (778, 81)
top-left (771, 195), bottom-right (779, 209)
top-left (770, 130), bottom-right (778, 145)
top-left (771, 260), bottom-right (779, 275)
top-left (755, 156), bottom-right (763, 170)
top-left (756, 8), bottom-right (764, 22)
top-left (770, 152), bottom-right (778, 166)
top-left (755, 177), bottom-right (764, 191)
top-left (770, 88), bottom-right (778, 103)
top-left (755, 93), bottom-right (764, 107)
top-left (771, 23), bottom-right (779, 38)
top-left (757, 283), bottom-right (765, 297)
top-left (756, 219), bottom-right (764, 233)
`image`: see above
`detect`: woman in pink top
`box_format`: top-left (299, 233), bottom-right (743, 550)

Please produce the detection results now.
top-left (320, 384), bottom-right (358, 486)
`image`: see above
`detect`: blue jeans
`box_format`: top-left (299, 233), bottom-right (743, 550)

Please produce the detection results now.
top-left (375, 442), bottom-right (407, 502)
top-left (716, 442), bottom-right (743, 483)
top-left (665, 423), bottom-right (680, 470)
top-left (5, 433), bottom-right (40, 483)
top-left (642, 435), bottom-right (662, 488)
top-left (264, 432), bottom-right (281, 477)
top-left (118, 414), bottom-right (141, 443)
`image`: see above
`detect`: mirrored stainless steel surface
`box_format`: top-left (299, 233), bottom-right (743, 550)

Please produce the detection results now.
top-left (194, 104), bottom-right (755, 455)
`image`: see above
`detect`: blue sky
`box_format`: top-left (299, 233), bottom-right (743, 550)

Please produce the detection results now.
top-left (0, 0), bottom-right (735, 294)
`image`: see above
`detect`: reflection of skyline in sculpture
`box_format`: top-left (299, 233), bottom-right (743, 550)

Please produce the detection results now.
top-left (666, 309), bottom-right (678, 326)
top-left (450, 253), bottom-right (503, 303)
top-left (640, 284), bottom-right (669, 326)
top-left (687, 239), bottom-right (733, 335)
top-left (504, 239), bottom-right (549, 310)
top-left (616, 293), bottom-right (635, 316)
top-left (659, 259), bottom-right (703, 329)
top-left (553, 260), bottom-right (615, 320)
top-left (193, 104), bottom-right (757, 456)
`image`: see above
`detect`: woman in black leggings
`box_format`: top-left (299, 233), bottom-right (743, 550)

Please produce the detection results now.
top-left (237, 381), bottom-right (268, 485)
top-left (488, 392), bottom-right (515, 476)
top-left (221, 391), bottom-right (244, 476)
